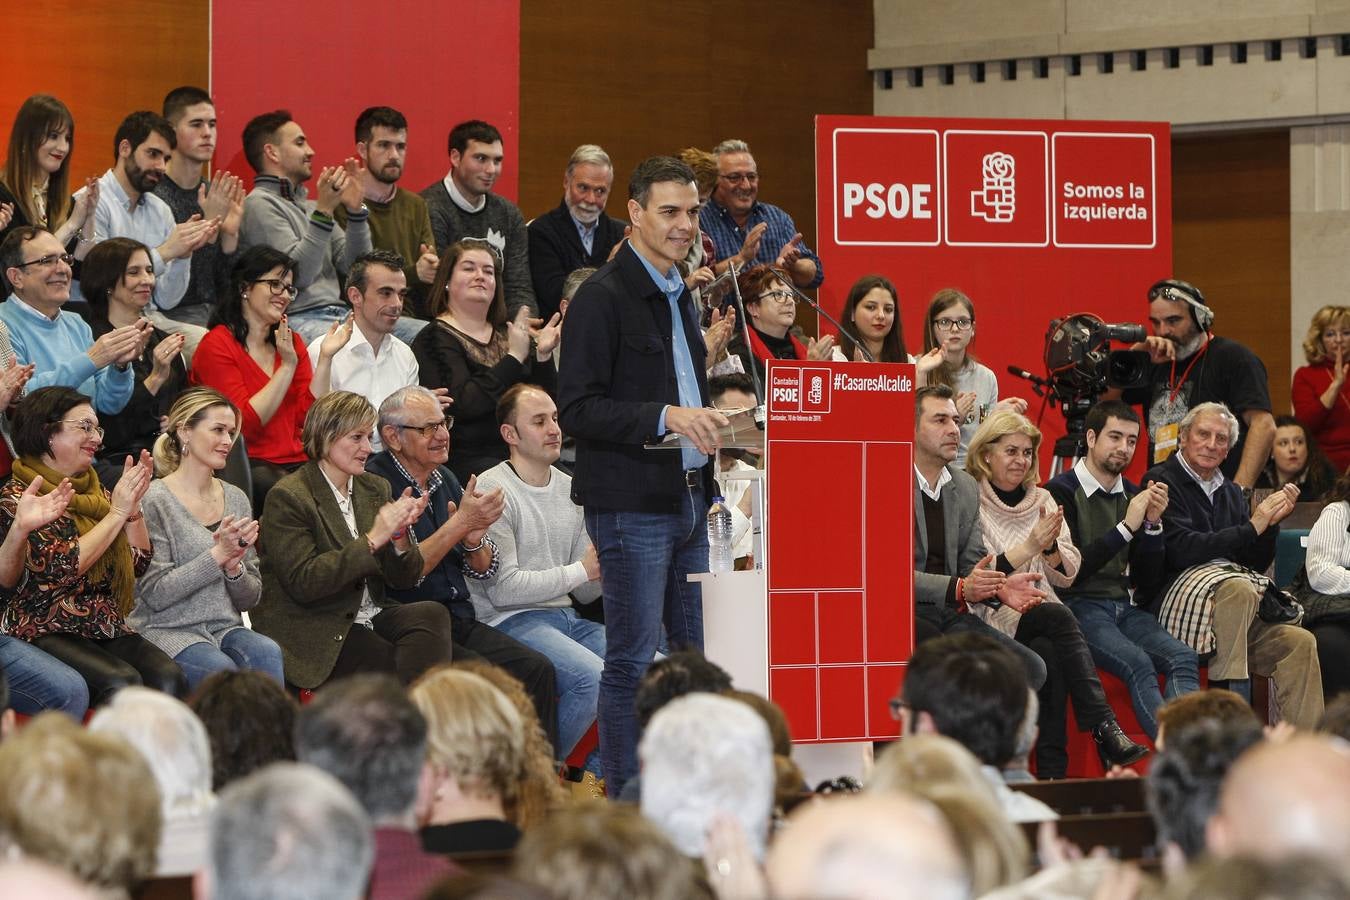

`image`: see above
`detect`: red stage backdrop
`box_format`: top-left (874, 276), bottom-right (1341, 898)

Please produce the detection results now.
top-left (209, 2), bottom-right (520, 198)
top-left (815, 116), bottom-right (1172, 477)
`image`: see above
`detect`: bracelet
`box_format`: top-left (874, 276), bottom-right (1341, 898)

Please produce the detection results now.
top-left (366, 535), bottom-right (378, 554)
top-left (1041, 543), bottom-right (1058, 556)
top-left (125, 512), bottom-right (142, 522)
top-left (224, 564), bottom-right (244, 582)
top-left (460, 536), bottom-right (488, 553)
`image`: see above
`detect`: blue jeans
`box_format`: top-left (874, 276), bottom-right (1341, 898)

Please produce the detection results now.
top-left (495, 608), bottom-right (606, 758)
top-left (585, 486), bottom-right (708, 796)
top-left (0, 635), bottom-right (89, 718)
top-left (1069, 597), bottom-right (1201, 739)
top-left (173, 628), bottom-right (286, 691)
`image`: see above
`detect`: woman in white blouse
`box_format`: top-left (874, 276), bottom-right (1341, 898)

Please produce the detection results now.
top-left (1292, 474), bottom-right (1350, 697)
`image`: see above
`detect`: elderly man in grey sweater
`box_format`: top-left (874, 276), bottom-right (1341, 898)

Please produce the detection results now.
top-left (468, 383), bottom-right (602, 766)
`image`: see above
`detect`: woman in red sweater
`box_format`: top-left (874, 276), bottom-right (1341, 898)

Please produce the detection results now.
top-left (191, 246), bottom-right (350, 513)
top-left (1292, 305), bottom-right (1350, 472)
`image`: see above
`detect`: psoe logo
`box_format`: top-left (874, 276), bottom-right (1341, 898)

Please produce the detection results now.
top-left (769, 369), bottom-right (804, 413)
top-left (802, 367), bottom-right (832, 413)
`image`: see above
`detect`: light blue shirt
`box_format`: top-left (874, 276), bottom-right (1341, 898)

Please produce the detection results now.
top-left (572, 215), bottom-right (596, 255)
top-left (81, 169), bottom-right (191, 310)
top-left (634, 250), bottom-right (707, 470)
top-left (0, 294), bottom-right (133, 414)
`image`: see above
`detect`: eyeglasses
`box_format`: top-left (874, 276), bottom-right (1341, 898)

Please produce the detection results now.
top-left (719, 172), bottom-right (759, 185)
top-left (888, 698), bottom-right (908, 721)
top-left (758, 290), bottom-right (796, 305)
top-left (934, 317), bottom-right (974, 332)
top-left (14, 252), bottom-right (75, 270)
top-left (61, 419), bottom-right (104, 438)
top-left (252, 278), bottom-right (298, 299)
top-left (397, 416), bottom-right (455, 437)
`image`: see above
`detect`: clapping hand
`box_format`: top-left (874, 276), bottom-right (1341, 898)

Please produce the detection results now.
top-left (13, 475), bottom-right (74, 535)
top-left (1000, 571), bottom-right (1047, 612)
top-left (1027, 505), bottom-right (1064, 554)
top-left (451, 474), bottom-right (505, 536)
top-left (964, 553), bottom-right (1006, 602)
top-left (110, 451), bottom-right (154, 521)
top-left (199, 171), bottom-right (246, 239)
top-left (0, 362), bottom-right (35, 409)
top-left (370, 487), bottom-right (429, 549)
top-left (415, 243), bottom-right (439, 284)
top-left (703, 306), bottom-right (736, 362)
top-left (318, 313), bottom-right (355, 360)
top-left (211, 515), bottom-right (259, 570)
top-left (275, 316), bottom-right (298, 368)
top-left (529, 311), bottom-right (563, 358)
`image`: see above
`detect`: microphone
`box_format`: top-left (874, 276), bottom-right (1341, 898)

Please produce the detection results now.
top-left (767, 270), bottom-right (875, 363)
top-left (1006, 365), bottom-right (1051, 388)
top-left (726, 261), bottom-right (767, 429)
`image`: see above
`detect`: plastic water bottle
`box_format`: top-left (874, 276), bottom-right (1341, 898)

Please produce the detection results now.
top-left (708, 496), bottom-right (734, 573)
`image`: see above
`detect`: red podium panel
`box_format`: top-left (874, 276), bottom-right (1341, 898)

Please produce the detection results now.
top-left (765, 360), bottom-right (914, 743)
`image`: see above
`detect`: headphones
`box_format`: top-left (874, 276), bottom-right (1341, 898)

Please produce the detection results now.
top-left (1148, 279), bottom-right (1213, 332)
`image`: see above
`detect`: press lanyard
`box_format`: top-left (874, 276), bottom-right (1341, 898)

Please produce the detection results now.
top-left (1168, 336), bottom-right (1210, 405)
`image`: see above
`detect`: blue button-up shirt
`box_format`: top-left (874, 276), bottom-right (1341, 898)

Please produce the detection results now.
top-left (634, 250), bottom-right (708, 470)
top-left (572, 215), bottom-right (597, 255)
top-left (701, 198), bottom-right (824, 288)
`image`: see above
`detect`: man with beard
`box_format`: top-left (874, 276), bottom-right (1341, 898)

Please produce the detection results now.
top-left (337, 107), bottom-right (435, 342)
top-left (420, 120), bottom-right (537, 315)
top-left (79, 111), bottom-right (218, 310)
top-left (1125, 279), bottom-right (1275, 493)
top-left (1046, 400), bottom-right (1200, 742)
top-left (152, 87), bottom-right (245, 358)
top-left (527, 144), bottom-right (626, 320)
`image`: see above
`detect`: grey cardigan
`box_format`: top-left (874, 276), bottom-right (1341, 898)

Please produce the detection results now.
top-left (129, 479), bottom-right (262, 658)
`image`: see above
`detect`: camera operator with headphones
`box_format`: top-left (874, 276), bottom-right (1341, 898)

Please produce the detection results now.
top-left (1124, 280), bottom-right (1276, 498)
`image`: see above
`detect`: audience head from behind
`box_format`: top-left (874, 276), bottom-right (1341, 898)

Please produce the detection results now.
top-left (152, 386), bottom-right (241, 477)
top-left (710, 138), bottom-right (758, 220)
top-left (79, 235), bottom-right (155, 325)
top-left (1154, 686), bottom-right (1259, 751)
top-left (190, 669), bottom-right (297, 791)
top-left (161, 85), bottom-right (216, 170)
top-left (240, 109), bottom-right (311, 182)
top-left (446, 120), bottom-right (504, 203)
top-left (426, 237), bottom-right (506, 323)
top-left (293, 673), bottom-right (426, 826)
top-left (346, 248), bottom-right (409, 344)
top-left (200, 761), bottom-right (373, 900)
top-left (1319, 691), bottom-right (1350, 741)
top-left (2, 226), bottom-right (73, 313)
top-left (766, 791), bottom-right (971, 900)
top-left (209, 243), bottom-right (298, 344)
top-left (709, 372), bottom-right (756, 412)
top-left (897, 631), bottom-right (1028, 769)
top-left (1163, 853), bottom-right (1350, 900)
top-left (0, 858), bottom-right (102, 900)
top-left (512, 804), bottom-right (712, 900)
top-left (563, 144), bottom-right (613, 227)
top-left (558, 265), bottom-right (595, 320)
top-left (640, 692), bottom-right (775, 860)
top-left (354, 106), bottom-right (408, 189)
top-left (3, 94), bottom-right (76, 232)
top-left (1144, 717), bottom-right (1263, 875)
top-left (626, 155), bottom-right (698, 272)
top-left (378, 384), bottom-right (452, 478)
top-left (634, 649), bottom-right (733, 731)
top-left (111, 110), bottom-right (175, 199)
top-left (839, 274), bottom-right (908, 364)
top-left (88, 686), bottom-right (213, 820)
top-left (0, 712), bottom-right (161, 895)
top-left (677, 147), bottom-right (718, 204)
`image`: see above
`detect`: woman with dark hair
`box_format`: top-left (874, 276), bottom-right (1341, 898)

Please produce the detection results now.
top-left (726, 264), bottom-right (835, 383)
top-left (0, 386), bottom-right (185, 705)
top-left (81, 237), bottom-right (187, 486)
top-left (1255, 415), bottom-right (1338, 501)
top-left (1291, 304), bottom-right (1350, 471)
top-left (190, 245), bottom-right (351, 511)
top-left (833, 274), bottom-right (942, 374)
top-left (0, 95), bottom-right (98, 249)
top-left (1288, 470), bottom-right (1350, 698)
top-left (412, 239), bottom-right (560, 482)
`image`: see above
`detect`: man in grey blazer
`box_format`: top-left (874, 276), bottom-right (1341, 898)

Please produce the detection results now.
top-left (912, 384), bottom-right (1048, 688)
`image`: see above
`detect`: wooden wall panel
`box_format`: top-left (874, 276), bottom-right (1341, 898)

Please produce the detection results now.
top-left (0, 1), bottom-right (209, 188)
top-left (1172, 130), bottom-right (1291, 413)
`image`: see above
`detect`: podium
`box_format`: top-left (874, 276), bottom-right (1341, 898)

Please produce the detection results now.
top-left (683, 360), bottom-right (918, 784)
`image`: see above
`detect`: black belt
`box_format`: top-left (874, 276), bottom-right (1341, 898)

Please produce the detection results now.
top-left (683, 468), bottom-right (702, 488)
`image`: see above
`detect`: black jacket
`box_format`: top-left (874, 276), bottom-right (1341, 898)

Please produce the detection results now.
top-left (527, 201), bottom-right (627, 320)
top-left (557, 242), bottom-right (714, 513)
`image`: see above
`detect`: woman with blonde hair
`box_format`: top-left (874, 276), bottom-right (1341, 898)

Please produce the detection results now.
top-left (411, 666), bottom-right (530, 854)
top-left (130, 387), bottom-right (282, 690)
top-left (966, 411), bottom-right (1146, 775)
top-left (1292, 304), bottom-right (1350, 471)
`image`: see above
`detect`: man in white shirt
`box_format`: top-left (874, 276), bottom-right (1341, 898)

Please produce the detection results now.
top-left (307, 249), bottom-right (417, 451)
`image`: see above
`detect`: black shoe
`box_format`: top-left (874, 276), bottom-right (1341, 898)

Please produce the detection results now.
top-left (1093, 719), bottom-right (1149, 768)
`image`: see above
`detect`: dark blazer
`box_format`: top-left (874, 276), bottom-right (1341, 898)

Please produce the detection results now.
top-left (253, 461), bottom-right (424, 688)
top-left (557, 242), bottom-right (714, 513)
top-left (527, 201), bottom-right (626, 319)
top-left (912, 465), bottom-right (986, 606)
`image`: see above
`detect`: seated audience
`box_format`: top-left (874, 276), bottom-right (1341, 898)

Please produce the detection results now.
top-left (130, 387), bottom-right (283, 689)
top-left (766, 792), bottom-right (970, 900)
top-left (1292, 303), bottom-right (1350, 472)
top-left (294, 673), bottom-right (462, 900)
top-left (640, 693), bottom-right (774, 862)
top-left (894, 632), bottom-right (1059, 822)
top-left (1001, 689), bottom-right (1039, 783)
top-left (0, 95), bottom-right (97, 252)
top-left (0, 713), bottom-right (161, 895)
top-left (0, 226), bottom-right (142, 414)
top-left (511, 804), bottom-right (712, 900)
top-left (709, 373), bottom-right (759, 565)
top-left (192, 244), bottom-right (350, 511)
top-left (409, 666), bottom-right (529, 854)
top-left (0, 633), bottom-right (88, 720)
top-left (1289, 469), bottom-right (1350, 697)
top-left (1144, 718), bottom-right (1263, 877)
top-left (368, 385), bottom-right (560, 754)
top-left (833, 273), bottom-right (941, 376)
top-left (726, 263), bottom-right (833, 383)
top-left (412, 239), bottom-right (559, 481)
top-left (922, 288), bottom-right (1026, 465)
top-left (469, 384), bottom-right (603, 764)
top-left (189, 669), bottom-right (296, 791)
top-left (237, 109), bottom-right (372, 344)
top-left (1254, 414), bottom-right (1337, 500)
top-left (0, 386), bottom-right (184, 703)
top-left (80, 236), bottom-right (187, 486)
top-left (202, 762), bottom-right (373, 900)
top-left (1154, 687), bottom-right (1260, 751)
top-left (87, 686), bottom-right (215, 877)
top-left (1165, 854), bottom-right (1350, 900)
top-left (306, 249), bottom-right (419, 450)
top-left (1144, 401), bottom-right (1324, 727)
top-left (253, 391), bottom-right (451, 689)
top-left (1045, 399), bottom-right (1200, 742)
top-left (723, 688), bottom-right (807, 819)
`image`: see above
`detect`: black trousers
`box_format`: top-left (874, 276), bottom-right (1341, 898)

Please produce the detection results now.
top-left (451, 616), bottom-right (561, 757)
top-left (327, 601), bottom-right (454, 686)
top-left (35, 633), bottom-right (186, 707)
top-left (249, 460), bottom-right (303, 517)
top-left (1312, 622), bottom-right (1350, 700)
